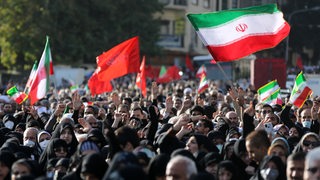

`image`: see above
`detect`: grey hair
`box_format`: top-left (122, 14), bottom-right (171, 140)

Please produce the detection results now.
top-left (166, 155), bottom-right (197, 178)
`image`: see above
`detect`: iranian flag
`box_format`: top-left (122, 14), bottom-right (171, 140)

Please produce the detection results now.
top-left (198, 74), bottom-right (209, 94)
top-left (28, 36), bottom-right (51, 105)
top-left (187, 4), bottom-right (290, 61)
top-left (289, 72), bottom-right (313, 108)
top-left (24, 60), bottom-right (38, 94)
top-left (7, 86), bottom-right (28, 104)
top-left (263, 89), bottom-right (283, 106)
top-left (257, 80), bottom-right (280, 102)
top-left (196, 64), bottom-right (207, 78)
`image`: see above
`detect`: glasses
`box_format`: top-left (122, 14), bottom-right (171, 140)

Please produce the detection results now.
top-left (54, 147), bottom-right (67, 153)
top-left (261, 110), bottom-right (272, 114)
top-left (303, 141), bottom-right (320, 147)
top-left (308, 167), bottom-right (320, 174)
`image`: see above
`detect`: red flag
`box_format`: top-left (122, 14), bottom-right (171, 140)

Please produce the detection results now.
top-left (28, 36), bottom-right (51, 105)
top-left (136, 56), bottom-right (147, 97)
top-left (97, 36), bottom-right (140, 81)
top-left (196, 65), bottom-right (207, 78)
top-left (88, 70), bottom-right (113, 96)
top-left (296, 55), bottom-right (304, 70)
top-left (156, 65), bottom-right (181, 83)
top-left (185, 54), bottom-right (194, 71)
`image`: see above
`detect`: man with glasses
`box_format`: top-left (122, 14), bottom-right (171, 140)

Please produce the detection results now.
top-left (194, 118), bottom-right (213, 135)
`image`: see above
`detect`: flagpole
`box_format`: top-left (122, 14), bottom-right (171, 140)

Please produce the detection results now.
top-left (216, 62), bottom-right (233, 86)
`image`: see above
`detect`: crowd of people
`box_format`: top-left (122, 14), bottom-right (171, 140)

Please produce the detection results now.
top-left (0, 78), bottom-right (320, 180)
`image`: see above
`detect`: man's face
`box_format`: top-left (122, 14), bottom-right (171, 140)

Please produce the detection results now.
top-left (174, 99), bottom-right (182, 110)
top-left (132, 109), bottom-right (143, 120)
top-left (265, 113), bottom-right (278, 126)
top-left (226, 112), bottom-right (239, 127)
top-left (300, 108), bottom-right (312, 123)
top-left (3, 104), bottom-right (12, 114)
top-left (304, 159), bottom-right (320, 180)
top-left (287, 160), bottom-right (304, 180)
top-left (260, 107), bottom-right (273, 119)
top-left (245, 141), bottom-right (266, 164)
top-left (194, 121), bottom-right (206, 135)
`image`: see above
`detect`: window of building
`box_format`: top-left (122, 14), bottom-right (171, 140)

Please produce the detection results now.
top-left (191, 0), bottom-right (198, 5)
top-left (203, 0), bottom-right (210, 8)
top-left (174, 0), bottom-right (187, 5)
top-left (160, 20), bottom-right (170, 34)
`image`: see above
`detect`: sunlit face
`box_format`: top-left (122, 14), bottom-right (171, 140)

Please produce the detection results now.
top-left (287, 159), bottom-right (304, 180)
top-left (186, 136), bottom-right (199, 154)
top-left (60, 128), bottom-right (73, 144)
top-left (300, 109), bottom-right (312, 123)
top-left (304, 159), bottom-right (320, 180)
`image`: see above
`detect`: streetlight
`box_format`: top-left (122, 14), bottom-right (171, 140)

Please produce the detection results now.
top-left (284, 7), bottom-right (320, 64)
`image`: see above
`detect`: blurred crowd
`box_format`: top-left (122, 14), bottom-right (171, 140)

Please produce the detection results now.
top-left (0, 77), bottom-right (320, 180)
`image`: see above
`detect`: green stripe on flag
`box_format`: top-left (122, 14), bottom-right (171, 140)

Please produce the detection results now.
top-left (7, 86), bottom-right (18, 96)
top-left (257, 80), bottom-right (279, 94)
top-left (187, 4), bottom-right (278, 30)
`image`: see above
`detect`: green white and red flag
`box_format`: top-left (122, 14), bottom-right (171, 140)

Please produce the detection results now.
top-left (187, 4), bottom-right (290, 61)
top-left (196, 64), bottom-right (207, 78)
top-left (289, 72), bottom-right (313, 108)
top-left (28, 36), bottom-right (51, 105)
top-left (257, 80), bottom-right (280, 102)
top-left (262, 88), bottom-right (283, 106)
top-left (7, 86), bottom-right (28, 104)
top-left (197, 73), bottom-right (209, 94)
top-left (24, 60), bottom-right (38, 94)
top-left (158, 65), bottom-right (167, 78)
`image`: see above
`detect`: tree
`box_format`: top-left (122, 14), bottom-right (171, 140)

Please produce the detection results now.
top-left (0, 0), bottom-right (163, 70)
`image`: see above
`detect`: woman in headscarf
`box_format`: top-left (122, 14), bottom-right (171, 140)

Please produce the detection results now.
top-left (51, 122), bottom-right (78, 157)
top-left (38, 138), bottom-right (68, 172)
top-left (185, 134), bottom-right (216, 162)
top-left (292, 132), bottom-right (320, 153)
top-left (250, 155), bottom-right (286, 180)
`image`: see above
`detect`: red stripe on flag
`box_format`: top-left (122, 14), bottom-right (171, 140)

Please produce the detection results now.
top-left (293, 86), bottom-right (312, 108)
top-left (207, 23), bottom-right (290, 61)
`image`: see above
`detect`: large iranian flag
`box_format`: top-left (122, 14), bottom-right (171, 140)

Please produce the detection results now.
top-left (289, 72), bottom-right (313, 108)
top-left (28, 36), bottom-right (51, 105)
top-left (187, 4), bottom-right (290, 61)
top-left (257, 80), bottom-right (280, 102)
